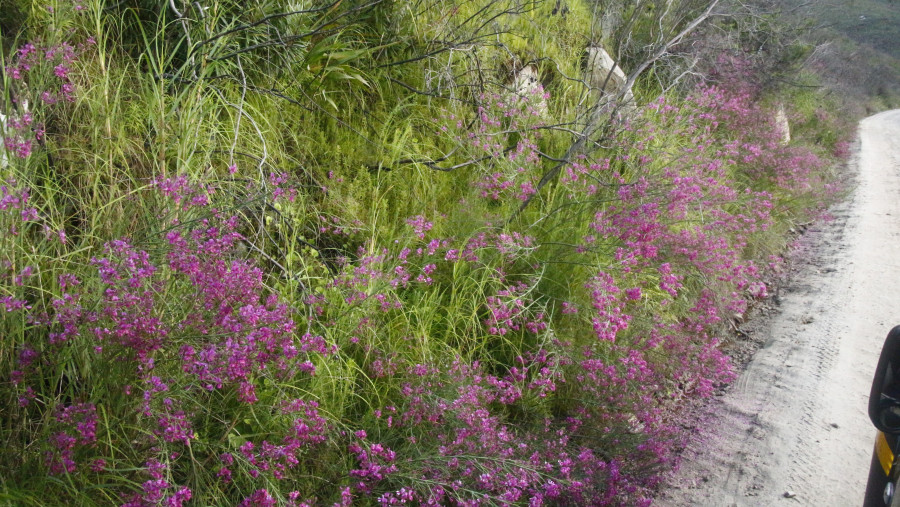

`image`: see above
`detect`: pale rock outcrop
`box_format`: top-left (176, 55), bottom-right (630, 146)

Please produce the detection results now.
top-left (585, 46), bottom-right (634, 112)
top-left (0, 111), bottom-right (8, 169)
top-left (511, 65), bottom-right (548, 116)
top-left (1, 100), bottom-right (30, 169)
top-left (775, 104), bottom-right (791, 145)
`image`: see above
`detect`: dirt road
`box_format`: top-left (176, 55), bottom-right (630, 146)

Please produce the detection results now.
top-left (657, 110), bottom-right (900, 506)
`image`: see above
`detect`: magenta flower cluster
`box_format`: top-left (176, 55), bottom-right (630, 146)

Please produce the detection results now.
top-left (0, 60), bottom-right (842, 504)
top-left (3, 173), bottom-right (343, 503)
top-left (438, 88), bottom-right (547, 202)
top-left (3, 35), bottom-right (93, 161)
top-left (45, 403), bottom-right (98, 475)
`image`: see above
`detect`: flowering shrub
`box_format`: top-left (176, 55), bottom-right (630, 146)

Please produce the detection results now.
top-left (438, 88), bottom-right (548, 202)
top-left (2, 34), bottom-right (93, 165)
top-left (2, 175), bottom-right (339, 501)
top-left (0, 4), bottom-right (847, 505)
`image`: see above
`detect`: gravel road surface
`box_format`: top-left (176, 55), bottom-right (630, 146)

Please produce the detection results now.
top-left (657, 110), bottom-right (900, 506)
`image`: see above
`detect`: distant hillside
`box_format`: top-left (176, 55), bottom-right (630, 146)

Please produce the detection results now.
top-left (819, 0), bottom-right (900, 59)
top-left (774, 0), bottom-right (900, 113)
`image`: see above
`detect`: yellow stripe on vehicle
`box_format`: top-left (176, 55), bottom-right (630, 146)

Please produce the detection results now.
top-left (877, 431), bottom-right (895, 476)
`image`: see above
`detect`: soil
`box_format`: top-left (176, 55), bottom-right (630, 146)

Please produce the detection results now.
top-left (655, 109), bottom-right (900, 506)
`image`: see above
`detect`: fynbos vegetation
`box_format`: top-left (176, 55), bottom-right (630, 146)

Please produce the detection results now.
top-left (0, 0), bottom-right (857, 504)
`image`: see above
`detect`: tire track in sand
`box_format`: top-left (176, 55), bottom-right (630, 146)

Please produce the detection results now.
top-left (657, 110), bottom-right (900, 506)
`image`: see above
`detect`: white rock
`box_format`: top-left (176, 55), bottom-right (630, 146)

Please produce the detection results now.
top-left (775, 104), bottom-right (791, 145)
top-left (511, 65), bottom-right (548, 116)
top-left (585, 46), bottom-right (635, 113)
top-left (586, 47), bottom-right (626, 94)
top-left (0, 110), bottom-right (7, 169)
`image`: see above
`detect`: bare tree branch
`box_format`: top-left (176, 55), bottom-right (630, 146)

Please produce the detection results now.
top-left (621, 0), bottom-right (722, 97)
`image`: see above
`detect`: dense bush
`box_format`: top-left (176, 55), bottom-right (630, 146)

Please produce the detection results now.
top-left (1, 0), bottom-right (848, 505)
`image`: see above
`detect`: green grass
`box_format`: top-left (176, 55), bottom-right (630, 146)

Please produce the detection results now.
top-left (0, 0), bottom-right (855, 504)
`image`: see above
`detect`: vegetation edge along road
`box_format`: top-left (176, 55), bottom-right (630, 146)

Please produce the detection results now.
top-left (0, 0), bottom-right (880, 504)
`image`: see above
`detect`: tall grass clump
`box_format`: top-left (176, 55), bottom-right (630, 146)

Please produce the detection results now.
top-left (1, 0), bottom-right (849, 505)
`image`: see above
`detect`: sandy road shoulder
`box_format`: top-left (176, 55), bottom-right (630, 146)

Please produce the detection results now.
top-left (656, 110), bottom-right (900, 506)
